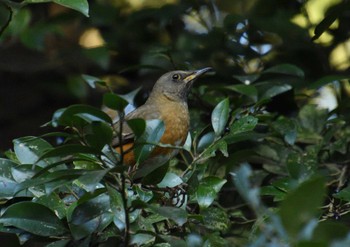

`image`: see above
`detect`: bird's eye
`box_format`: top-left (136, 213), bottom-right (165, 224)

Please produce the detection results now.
top-left (172, 74), bottom-right (180, 80)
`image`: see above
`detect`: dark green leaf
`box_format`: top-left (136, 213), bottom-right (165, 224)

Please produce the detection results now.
top-left (0, 202), bottom-right (67, 236)
top-left (103, 92), bottom-right (129, 112)
top-left (46, 240), bottom-right (71, 247)
top-left (85, 121), bottom-right (113, 150)
top-left (263, 64), bottom-right (304, 78)
top-left (39, 144), bottom-right (101, 161)
top-left (127, 118), bottom-right (146, 138)
top-left (261, 84), bottom-right (292, 99)
top-left (149, 205), bottom-right (187, 226)
top-left (230, 116), bottom-right (258, 135)
top-left (201, 207), bottom-right (229, 231)
top-left (71, 193), bottom-right (110, 225)
top-left (24, 0), bottom-right (89, 17)
top-left (309, 75), bottom-right (350, 89)
top-left (52, 104), bottom-right (112, 127)
top-left (211, 98), bottom-right (230, 136)
top-left (34, 193), bottom-right (66, 219)
top-left (334, 185), bottom-right (350, 201)
top-left (226, 84), bottom-right (258, 101)
top-left (279, 176), bottom-right (326, 238)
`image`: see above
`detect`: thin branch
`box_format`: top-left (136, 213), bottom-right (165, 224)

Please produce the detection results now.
top-left (0, 2), bottom-right (13, 37)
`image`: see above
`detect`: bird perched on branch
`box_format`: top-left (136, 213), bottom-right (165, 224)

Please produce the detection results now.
top-left (114, 68), bottom-right (211, 178)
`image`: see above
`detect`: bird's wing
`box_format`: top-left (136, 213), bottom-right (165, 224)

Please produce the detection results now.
top-left (111, 104), bottom-right (160, 147)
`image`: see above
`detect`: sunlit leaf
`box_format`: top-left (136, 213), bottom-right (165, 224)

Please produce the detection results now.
top-left (134, 119), bottom-right (165, 164)
top-left (211, 98), bottom-right (230, 136)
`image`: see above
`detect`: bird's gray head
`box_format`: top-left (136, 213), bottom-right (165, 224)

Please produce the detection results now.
top-left (149, 67), bottom-right (212, 102)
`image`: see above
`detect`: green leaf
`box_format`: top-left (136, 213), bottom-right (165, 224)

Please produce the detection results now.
top-left (103, 93), bottom-right (129, 112)
top-left (52, 104), bottom-right (112, 127)
top-left (309, 74), bottom-right (350, 89)
top-left (211, 98), bottom-right (230, 136)
top-left (134, 119), bottom-right (165, 164)
top-left (75, 169), bottom-right (110, 192)
top-left (15, 169), bottom-right (86, 194)
top-left (298, 104), bottom-right (328, 134)
top-left (85, 121), bottom-right (113, 150)
top-left (200, 176), bottom-right (227, 193)
top-left (46, 240), bottom-right (71, 247)
top-left (25, 0), bottom-right (89, 17)
top-left (272, 117), bottom-right (297, 145)
top-left (201, 207), bottom-right (229, 231)
top-left (13, 136), bottom-right (53, 166)
top-left (263, 64), bottom-right (304, 78)
top-left (226, 84), bottom-right (258, 101)
top-left (261, 83), bottom-right (292, 99)
top-left (39, 144), bottom-right (101, 161)
top-left (158, 172), bottom-right (183, 188)
top-left (149, 205), bottom-right (187, 226)
top-left (0, 202), bottom-right (67, 236)
top-left (279, 176), bottom-right (326, 238)
top-left (334, 185), bottom-right (350, 201)
top-left (34, 193), bottom-right (66, 219)
top-left (196, 185), bottom-right (216, 208)
top-left (71, 193), bottom-right (110, 225)
top-left (107, 185), bottom-right (125, 230)
top-left (127, 118), bottom-right (146, 138)
top-left (230, 116), bottom-right (258, 135)
top-left (313, 221), bottom-right (349, 243)
top-left (82, 74), bottom-right (106, 88)
top-left (0, 159), bottom-right (19, 198)
top-left (197, 132), bottom-right (215, 153)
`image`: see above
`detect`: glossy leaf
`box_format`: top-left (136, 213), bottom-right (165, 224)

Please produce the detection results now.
top-left (158, 172), bottom-right (183, 188)
top-left (25, 0), bottom-right (89, 17)
top-left (71, 192), bottom-right (110, 225)
top-left (133, 119), bottom-right (165, 164)
top-left (149, 205), bottom-right (187, 226)
top-left (52, 104), bottom-right (112, 127)
top-left (211, 98), bottom-right (230, 136)
top-left (196, 185), bottom-right (216, 208)
top-left (107, 185), bottom-right (125, 230)
top-left (39, 144), bottom-right (101, 161)
top-left (261, 84), bottom-right (292, 99)
top-left (13, 136), bottom-right (53, 166)
top-left (197, 132), bottom-right (215, 153)
top-left (0, 202), bottom-right (67, 236)
top-left (263, 64), bottom-right (304, 78)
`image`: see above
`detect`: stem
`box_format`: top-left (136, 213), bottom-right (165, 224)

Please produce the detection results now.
top-left (0, 2), bottom-right (12, 37)
top-left (117, 111), bottom-right (130, 246)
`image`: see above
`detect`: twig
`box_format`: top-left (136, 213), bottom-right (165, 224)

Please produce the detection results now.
top-left (0, 2), bottom-right (13, 37)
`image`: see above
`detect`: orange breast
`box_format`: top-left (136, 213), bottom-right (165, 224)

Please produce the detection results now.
top-left (116, 101), bottom-right (189, 166)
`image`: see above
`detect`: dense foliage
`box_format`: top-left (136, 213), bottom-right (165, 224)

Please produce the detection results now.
top-left (1, 0), bottom-right (350, 246)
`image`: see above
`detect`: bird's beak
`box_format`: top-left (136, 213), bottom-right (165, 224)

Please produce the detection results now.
top-left (184, 67), bottom-right (212, 83)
